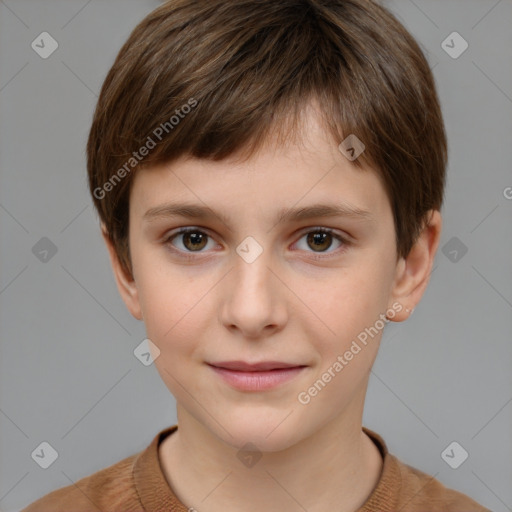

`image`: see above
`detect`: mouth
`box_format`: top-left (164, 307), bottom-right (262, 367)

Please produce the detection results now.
top-left (208, 360), bottom-right (307, 371)
top-left (207, 361), bottom-right (308, 391)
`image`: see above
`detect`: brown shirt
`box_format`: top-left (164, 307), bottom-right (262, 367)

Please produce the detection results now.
top-left (21, 425), bottom-right (491, 512)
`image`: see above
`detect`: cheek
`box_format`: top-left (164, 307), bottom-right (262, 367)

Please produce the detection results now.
top-left (305, 254), bottom-right (395, 363)
top-left (137, 265), bottom-right (212, 397)
top-left (295, 270), bottom-right (392, 414)
top-left (140, 278), bottom-right (206, 350)
top-left (134, 251), bottom-right (216, 364)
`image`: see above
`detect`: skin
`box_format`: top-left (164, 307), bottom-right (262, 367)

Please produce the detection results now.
top-left (102, 104), bottom-right (442, 512)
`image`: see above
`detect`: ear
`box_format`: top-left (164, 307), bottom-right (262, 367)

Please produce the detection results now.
top-left (387, 210), bottom-right (442, 322)
top-left (101, 224), bottom-right (143, 321)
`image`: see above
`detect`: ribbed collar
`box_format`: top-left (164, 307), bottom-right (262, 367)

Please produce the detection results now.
top-left (133, 424), bottom-right (402, 511)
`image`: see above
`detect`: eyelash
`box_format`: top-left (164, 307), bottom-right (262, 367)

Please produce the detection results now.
top-left (162, 226), bottom-right (350, 260)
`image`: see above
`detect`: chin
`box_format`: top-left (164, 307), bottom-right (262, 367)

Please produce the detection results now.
top-left (211, 410), bottom-right (306, 453)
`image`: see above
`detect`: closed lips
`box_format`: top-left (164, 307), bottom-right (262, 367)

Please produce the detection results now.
top-left (208, 361), bottom-right (307, 371)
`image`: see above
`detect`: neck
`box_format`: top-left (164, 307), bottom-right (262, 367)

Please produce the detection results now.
top-left (159, 392), bottom-right (383, 512)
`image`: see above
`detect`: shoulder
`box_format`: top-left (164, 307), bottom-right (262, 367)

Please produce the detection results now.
top-left (20, 453), bottom-right (141, 512)
top-left (393, 456), bottom-right (492, 511)
top-left (361, 427), bottom-right (491, 512)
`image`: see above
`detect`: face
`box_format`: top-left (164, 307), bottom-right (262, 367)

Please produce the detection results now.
top-left (107, 108), bottom-right (435, 453)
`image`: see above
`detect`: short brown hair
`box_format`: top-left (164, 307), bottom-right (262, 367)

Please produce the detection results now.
top-left (87, 0), bottom-right (447, 277)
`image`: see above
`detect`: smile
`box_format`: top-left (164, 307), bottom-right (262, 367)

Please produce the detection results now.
top-left (207, 364), bottom-right (307, 391)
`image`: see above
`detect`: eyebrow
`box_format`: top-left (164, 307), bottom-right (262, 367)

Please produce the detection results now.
top-left (143, 201), bottom-right (373, 227)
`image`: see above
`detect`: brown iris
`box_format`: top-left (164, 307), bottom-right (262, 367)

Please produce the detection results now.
top-left (182, 231), bottom-right (208, 251)
top-left (307, 231), bottom-right (332, 252)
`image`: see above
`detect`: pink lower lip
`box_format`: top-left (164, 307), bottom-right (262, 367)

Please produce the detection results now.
top-left (209, 365), bottom-right (306, 391)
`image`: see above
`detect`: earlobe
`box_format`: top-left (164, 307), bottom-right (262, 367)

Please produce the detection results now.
top-left (101, 225), bottom-right (143, 321)
top-left (388, 210), bottom-right (442, 322)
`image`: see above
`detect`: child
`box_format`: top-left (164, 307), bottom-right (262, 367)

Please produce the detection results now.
top-left (23, 0), bottom-right (491, 510)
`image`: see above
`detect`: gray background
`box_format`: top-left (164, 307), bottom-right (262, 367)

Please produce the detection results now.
top-left (1, 1), bottom-right (511, 510)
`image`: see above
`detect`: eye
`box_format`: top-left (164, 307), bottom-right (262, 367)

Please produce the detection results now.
top-left (163, 226), bottom-right (348, 259)
top-left (164, 227), bottom-right (216, 254)
top-left (293, 227), bottom-right (347, 256)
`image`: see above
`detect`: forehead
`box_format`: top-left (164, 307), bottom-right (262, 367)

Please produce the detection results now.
top-left (129, 108), bottom-right (391, 227)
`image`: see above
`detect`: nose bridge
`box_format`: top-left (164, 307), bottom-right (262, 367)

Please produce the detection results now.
top-left (220, 234), bottom-right (284, 335)
top-left (232, 234), bottom-right (276, 298)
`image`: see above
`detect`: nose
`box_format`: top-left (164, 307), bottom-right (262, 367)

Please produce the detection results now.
top-left (220, 244), bottom-right (287, 339)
